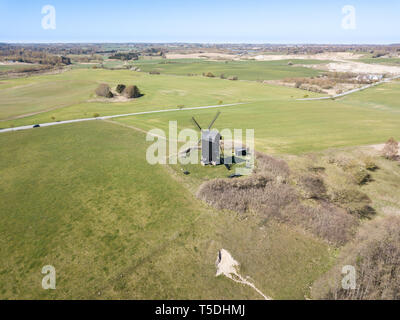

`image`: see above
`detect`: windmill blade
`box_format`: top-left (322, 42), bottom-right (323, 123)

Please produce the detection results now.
top-left (208, 111), bottom-right (221, 130)
top-left (184, 138), bottom-right (201, 156)
top-left (192, 117), bottom-right (202, 131)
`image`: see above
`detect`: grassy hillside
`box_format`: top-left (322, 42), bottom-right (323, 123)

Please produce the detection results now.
top-left (0, 68), bottom-right (318, 125)
top-left (0, 121), bottom-right (333, 299)
top-left (113, 87), bottom-right (400, 154)
top-left (337, 80), bottom-right (400, 113)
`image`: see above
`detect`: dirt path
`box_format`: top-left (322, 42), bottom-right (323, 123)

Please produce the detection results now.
top-left (216, 249), bottom-right (272, 300)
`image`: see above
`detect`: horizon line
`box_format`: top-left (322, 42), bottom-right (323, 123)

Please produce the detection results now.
top-left (1, 41), bottom-right (400, 46)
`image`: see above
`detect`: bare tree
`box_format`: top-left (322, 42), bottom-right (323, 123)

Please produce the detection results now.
top-left (382, 137), bottom-right (399, 160)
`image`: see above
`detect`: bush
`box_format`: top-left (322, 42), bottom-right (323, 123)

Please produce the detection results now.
top-left (197, 172), bottom-right (357, 246)
top-left (197, 173), bottom-right (295, 214)
top-left (197, 152), bottom-right (358, 246)
top-left (93, 113), bottom-right (100, 118)
top-left (254, 152), bottom-right (290, 178)
top-left (298, 174), bottom-right (327, 199)
top-left (123, 85), bottom-right (142, 98)
top-left (116, 84), bottom-right (126, 94)
top-left (283, 202), bottom-right (358, 246)
top-left (205, 72), bottom-right (215, 78)
top-left (220, 73), bottom-right (226, 79)
top-left (363, 157), bottom-right (378, 171)
top-left (95, 83), bottom-right (113, 98)
top-left (312, 216), bottom-right (400, 300)
top-left (149, 70), bottom-right (160, 75)
top-left (295, 81), bottom-right (302, 88)
top-left (331, 189), bottom-right (375, 218)
top-left (349, 167), bottom-right (371, 185)
top-left (382, 137), bottom-right (399, 160)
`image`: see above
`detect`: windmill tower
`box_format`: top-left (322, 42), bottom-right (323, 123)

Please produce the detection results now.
top-left (192, 112), bottom-right (222, 166)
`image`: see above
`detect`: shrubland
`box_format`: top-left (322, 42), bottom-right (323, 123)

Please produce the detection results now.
top-left (312, 216), bottom-right (400, 300)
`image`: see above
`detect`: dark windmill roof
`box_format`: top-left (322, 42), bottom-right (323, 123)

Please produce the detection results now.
top-left (201, 129), bottom-right (220, 142)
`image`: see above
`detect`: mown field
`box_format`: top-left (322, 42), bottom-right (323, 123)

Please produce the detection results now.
top-left (355, 57), bottom-right (400, 66)
top-left (0, 68), bottom-right (317, 125)
top-left (0, 121), bottom-right (333, 299)
top-left (114, 81), bottom-right (400, 154)
top-left (0, 64), bottom-right (40, 72)
top-left (2, 68), bottom-right (400, 155)
top-left (131, 58), bottom-right (329, 80)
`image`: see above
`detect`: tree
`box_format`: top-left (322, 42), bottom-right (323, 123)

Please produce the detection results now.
top-left (95, 83), bottom-right (113, 98)
top-left (116, 84), bottom-right (126, 94)
top-left (382, 137), bottom-right (399, 160)
top-left (123, 85), bottom-right (142, 98)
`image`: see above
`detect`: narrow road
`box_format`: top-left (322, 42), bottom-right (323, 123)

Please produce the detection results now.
top-left (297, 75), bottom-right (400, 101)
top-left (0, 102), bottom-right (246, 134)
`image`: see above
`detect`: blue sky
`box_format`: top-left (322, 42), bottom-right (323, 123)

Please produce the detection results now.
top-left (0, 0), bottom-right (399, 43)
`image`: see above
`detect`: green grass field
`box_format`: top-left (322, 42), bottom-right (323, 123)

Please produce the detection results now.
top-left (0, 64), bottom-right (42, 73)
top-left (338, 80), bottom-right (400, 113)
top-left (131, 58), bottom-right (329, 80)
top-left (1, 63), bottom-right (400, 300)
top-left (113, 82), bottom-right (400, 154)
top-left (355, 57), bottom-right (400, 66)
top-left (0, 121), bottom-right (333, 299)
top-left (1, 68), bottom-right (400, 155)
top-left (0, 68), bottom-right (320, 124)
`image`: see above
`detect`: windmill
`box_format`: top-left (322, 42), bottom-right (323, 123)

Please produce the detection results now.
top-left (191, 111), bottom-right (227, 167)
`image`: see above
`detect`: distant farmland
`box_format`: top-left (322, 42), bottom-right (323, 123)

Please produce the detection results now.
top-left (130, 58), bottom-right (330, 80)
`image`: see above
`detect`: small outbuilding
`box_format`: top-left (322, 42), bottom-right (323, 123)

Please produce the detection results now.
top-left (235, 147), bottom-right (248, 157)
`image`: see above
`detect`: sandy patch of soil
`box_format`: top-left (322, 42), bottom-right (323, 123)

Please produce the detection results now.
top-left (252, 52), bottom-right (400, 75)
top-left (88, 95), bottom-right (132, 103)
top-left (368, 143), bottom-right (400, 156)
top-left (216, 249), bottom-right (271, 300)
top-left (252, 52), bottom-right (363, 61)
top-left (166, 52), bottom-right (240, 60)
top-left (318, 61), bottom-right (400, 75)
top-left (382, 206), bottom-right (400, 216)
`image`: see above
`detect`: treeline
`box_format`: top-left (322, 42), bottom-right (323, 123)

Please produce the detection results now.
top-left (109, 52), bottom-right (139, 61)
top-left (67, 54), bottom-right (103, 63)
top-left (0, 48), bottom-right (71, 66)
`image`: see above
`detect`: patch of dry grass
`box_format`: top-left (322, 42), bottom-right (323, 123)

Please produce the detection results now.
top-left (312, 216), bottom-right (400, 300)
